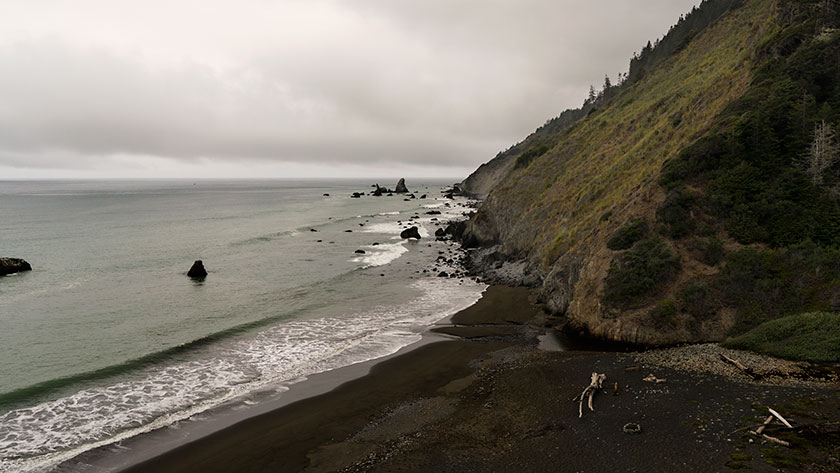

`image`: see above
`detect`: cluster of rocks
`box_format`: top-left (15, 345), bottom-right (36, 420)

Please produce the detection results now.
top-left (0, 258), bottom-right (32, 276)
top-left (352, 178), bottom-right (423, 199)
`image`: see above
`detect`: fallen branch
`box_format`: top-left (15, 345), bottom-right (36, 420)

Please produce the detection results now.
top-left (748, 408), bottom-right (793, 447)
top-left (719, 354), bottom-right (760, 380)
top-left (577, 372), bottom-right (606, 418)
top-left (768, 408), bottom-right (792, 428)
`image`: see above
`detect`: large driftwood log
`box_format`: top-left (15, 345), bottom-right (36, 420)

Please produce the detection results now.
top-left (577, 372), bottom-right (606, 418)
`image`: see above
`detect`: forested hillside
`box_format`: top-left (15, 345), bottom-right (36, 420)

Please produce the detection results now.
top-left (462, 0), bottom-right (840, 357)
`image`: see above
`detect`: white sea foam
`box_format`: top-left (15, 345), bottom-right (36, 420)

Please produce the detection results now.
top-left (0, 278), bottom-right (485, 473)
top-left (350, 242), bottom-right (409, 268)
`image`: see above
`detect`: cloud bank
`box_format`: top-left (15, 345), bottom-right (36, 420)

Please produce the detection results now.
top-left (0, 0), bottom-right (700, 178)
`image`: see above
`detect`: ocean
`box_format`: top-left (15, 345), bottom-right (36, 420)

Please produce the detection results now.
top-left (0, 179), bottom-right (485, 472)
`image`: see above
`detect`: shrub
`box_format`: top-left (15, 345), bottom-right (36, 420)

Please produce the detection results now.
top-left (514, 144), bottom-right (550, 169)
top-left (658, 188), bottom-right (696, 239)
top-left (607, 218), bottom-right (649, 250)
top-left (722, 312), bottom-right (840, 362)
top-left (603, 238), bottom-right (681, 309)
top-left (649, 299), bottom-right (678, 327)
top-left (699, 237), bottom-right (725, 266)
top-left (677, 282), bottom-right (714, 318)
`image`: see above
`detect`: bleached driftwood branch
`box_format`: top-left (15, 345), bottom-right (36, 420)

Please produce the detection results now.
top-left (749, 408), bottom-right (792, 447)
top-left (578, 372), bottom-right (606, 418)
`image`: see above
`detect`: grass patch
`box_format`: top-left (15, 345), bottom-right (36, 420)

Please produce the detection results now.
top-left (723, 312), bottom-right (840, 362)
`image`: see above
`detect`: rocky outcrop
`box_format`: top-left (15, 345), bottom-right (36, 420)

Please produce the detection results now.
top-left (400, 227), bottom-right (421, 239)
top-left (187, 260), bottom-right (207, 279)
top-left (0, 258), bottom-right (32, 276)
top-left (394, 178), bottom-right (409, 193)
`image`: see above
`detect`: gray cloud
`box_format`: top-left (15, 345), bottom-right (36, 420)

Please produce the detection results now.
top-left (0, 0), bottom-right (699, 177)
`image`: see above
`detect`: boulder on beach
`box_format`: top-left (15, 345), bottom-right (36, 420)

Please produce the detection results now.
top-left (0, 258), bottom-right (32, 276)
top-left (435, 228), bottom-right (447, 237)
top-left (394, 178), bottom-right (409, 193)
top-left (187, 260), bottom-right (207, 279)
top-left (400, 226), bottom-right (421, 240)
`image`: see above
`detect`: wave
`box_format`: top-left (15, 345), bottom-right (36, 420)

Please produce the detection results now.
top-left (0, 278), bottom-right (485, 473)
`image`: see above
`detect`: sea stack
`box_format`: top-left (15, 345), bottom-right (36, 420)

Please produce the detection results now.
top-left (0, 258), bottom-right (32, 276)
top-left (394, 178), bottom-right (409, 193)
top-left (187, 260), bottom-right (207, 279)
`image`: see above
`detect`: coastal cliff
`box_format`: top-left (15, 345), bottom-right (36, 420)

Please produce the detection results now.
top-left (462, 0), bottom-right (840, 347)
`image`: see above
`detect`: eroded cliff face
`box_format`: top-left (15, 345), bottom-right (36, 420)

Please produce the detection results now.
top-left (464, 0), bottom-right (780, 345)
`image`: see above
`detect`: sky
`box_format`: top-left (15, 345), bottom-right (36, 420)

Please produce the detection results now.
top-left (0, 0), bottom-right (701, 180)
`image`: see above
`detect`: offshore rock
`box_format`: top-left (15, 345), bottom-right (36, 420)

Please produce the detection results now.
top-left (400, 227), bottom-right (421, 240)
top-left (0, 258), bottom-right (32, 276)
top-left (394, 178), bottom-right (409, 193)
top-left (187, 260), bottom-right (207, 279)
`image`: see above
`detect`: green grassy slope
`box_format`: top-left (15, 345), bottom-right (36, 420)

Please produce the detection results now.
top-left (466, 0), bottom-right (840, 357)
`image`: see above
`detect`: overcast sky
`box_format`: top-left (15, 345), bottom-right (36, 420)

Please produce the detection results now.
top-left (0, 0), bottom-right (700, 179)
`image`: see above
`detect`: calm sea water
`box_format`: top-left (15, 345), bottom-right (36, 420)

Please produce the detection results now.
top-left (0, 179), bottom-right (484, 472)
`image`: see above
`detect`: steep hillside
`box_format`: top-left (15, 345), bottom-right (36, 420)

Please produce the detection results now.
top-left (464, 0), bottom-right (840, 347)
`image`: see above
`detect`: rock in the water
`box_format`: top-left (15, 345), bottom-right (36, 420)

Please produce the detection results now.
top-left (372, 185), bottom-right (384, 197)
top-left (419, 194), bottom-right (427, 199)
top-left (394, 178), bottom-right (409, 193)
top-left (400, 226), bottom-right (421, 239)
top-left (426, 210), bottom-right (441, 215)
top-left (0, 258), bottom-right (32, 276)
top-left (187, 260), bottom-right (207, 279)
top-left (435, 228), bottom-right (447, 237)
top-left (355, 249), bottom-right (366, 254)
top-left (438, 271), bottom-right (449, 278)
top-left (351, 192), bottom-right (363, 198)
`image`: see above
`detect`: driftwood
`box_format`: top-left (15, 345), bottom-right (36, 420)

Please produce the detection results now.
top-left (719, 354), bottom-right (760, 380)
top-left (748, 408), bottom-right (793, 447)
top-left (577, 372), bottom-right (606, 418)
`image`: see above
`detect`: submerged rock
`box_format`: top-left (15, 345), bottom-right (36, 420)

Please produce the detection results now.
top-left (400, 227), bottom-right (421, 240)
top-left (0, 258), bottom-right (32, 276)
top-left (187, 260), bottom-right (207, 279)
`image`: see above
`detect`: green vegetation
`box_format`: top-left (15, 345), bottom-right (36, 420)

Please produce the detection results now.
top-left (604, 238), bottom-right (681, 309)
top-left (723, 312), bottom-right (840, 362)
top-left (514, 143), bottom-right (551, 169)
top-left (699, 237), bottom-right (725, 266)
top-left (649, 299), bottom-right (678, 327)
top-left (659, 2), bottom-right (840, 249)
top-left (606, 218), bottom-right (649, 250)
top-left (716, 242), bottom-right (840, 334)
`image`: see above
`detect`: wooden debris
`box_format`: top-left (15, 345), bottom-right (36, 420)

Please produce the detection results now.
top-left (768, 408), bottom-right (792, 428)
top-left (613, 381), bottom-right (619, 396)
top-left (719, 354), bottom-right (760, 380)
top-left (577, 372), bottom-right (606, 418)
top-left (748, 408), bottom-right (793, 447)
top-left (642, 373), bottom-right (666, 383)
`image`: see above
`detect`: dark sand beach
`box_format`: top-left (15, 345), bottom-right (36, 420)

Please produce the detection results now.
top-left (115, 285), bottom-right (839, 473)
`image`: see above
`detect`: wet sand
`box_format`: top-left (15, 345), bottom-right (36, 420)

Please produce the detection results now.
top-left (115, 285), bottom-right (839, 472)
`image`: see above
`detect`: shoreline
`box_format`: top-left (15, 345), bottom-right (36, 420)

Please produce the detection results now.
top-left (59, 284), bottom-right (840, 472)
top-left (55, 285), bottom-right (539, 473)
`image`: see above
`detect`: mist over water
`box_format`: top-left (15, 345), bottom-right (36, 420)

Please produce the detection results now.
top-left (0, 180), bottom-right (484, 472)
